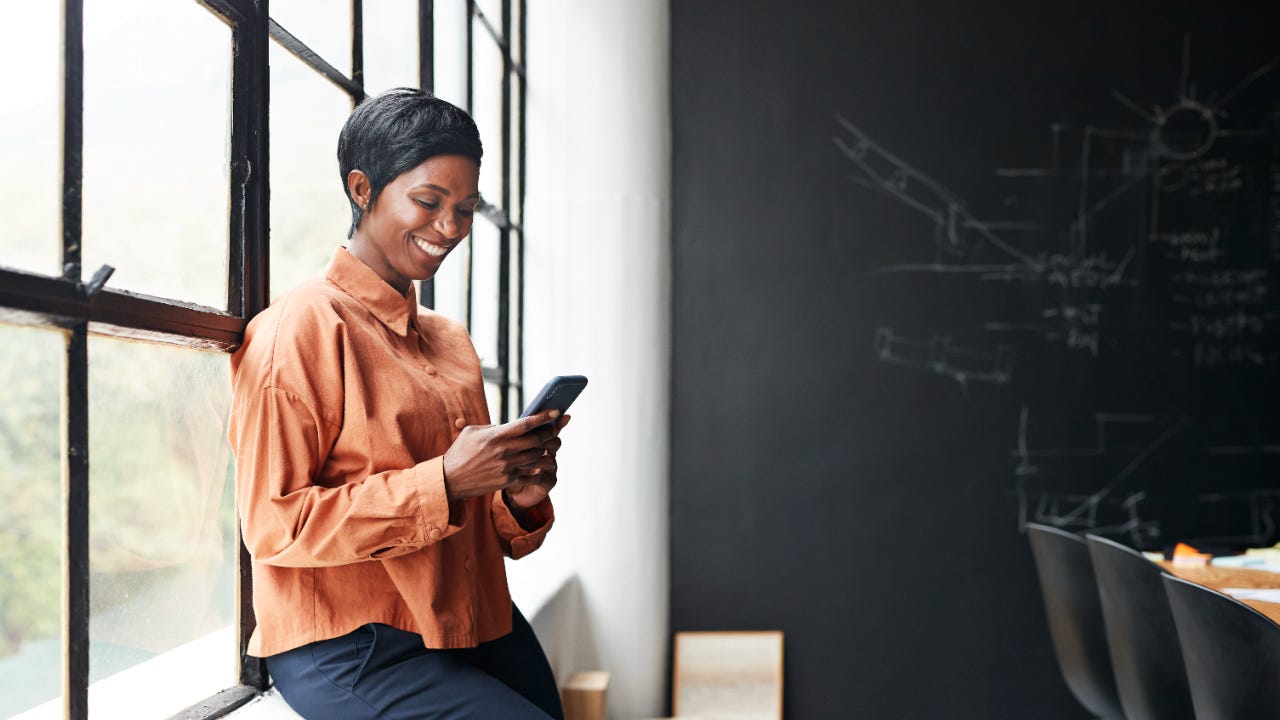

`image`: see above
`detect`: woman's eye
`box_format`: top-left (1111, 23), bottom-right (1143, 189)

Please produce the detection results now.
top-left (459, 207), bottom-right (475, 217)
top-left (415, 199), bottom-right (439, 210)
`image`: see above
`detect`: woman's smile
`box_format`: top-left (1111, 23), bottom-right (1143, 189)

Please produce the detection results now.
top-left (413, 234), bottom-right (453, 258)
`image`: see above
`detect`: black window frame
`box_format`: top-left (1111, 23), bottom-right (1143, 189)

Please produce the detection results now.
top-left (0, 0), bottom-right (527, 717)
top-left (463, 0), bottom-right (527, 422)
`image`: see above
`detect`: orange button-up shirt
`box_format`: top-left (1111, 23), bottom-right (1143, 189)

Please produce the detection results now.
top-left (228, 246), bottom-right (552, 657)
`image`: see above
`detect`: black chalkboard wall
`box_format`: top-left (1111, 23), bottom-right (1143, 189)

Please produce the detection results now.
top-left (669, 1), bottom-right (1279, 717)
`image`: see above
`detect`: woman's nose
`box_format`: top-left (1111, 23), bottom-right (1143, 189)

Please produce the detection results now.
top-left (433, 213), bottom-right (458, 239)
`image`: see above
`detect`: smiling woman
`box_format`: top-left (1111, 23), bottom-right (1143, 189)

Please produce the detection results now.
top-left (227, 89), bottom-right (566, 720)
top-left (346, 153), bottom-right (481, 289)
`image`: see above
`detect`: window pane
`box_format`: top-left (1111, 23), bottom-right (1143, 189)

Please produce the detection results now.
top-left (87, 338), bottom-right (236, 718)
top-left (475, 0), bottom-right (503, 30)
top-left (431, 0), bottom-right (468, 108)
top-left (484, 380), bottom-right (501, 425)
top-left (82, 0), bottom-right (232, 309)
top-left (362, 0), bottom-right (420, 96)
top-left (271, 0), bottom-right (352, 76)
top-left (509, 72), bottom-right (523, 227)
top-left (509, 0), bottom-right (523, 229)
top-left (469, 219), bottom-right (501, 368)
top-left (0, 325), bottom-right (65, 717)
top-left (0, 4), bottom-right (62, 276)
top-left (471, 14), bottom-right (505, 210)
top-left (270, 44), bottom-right (353, 300)
top-left (508, 228), bottom-right (522, 415)
top-left (430, 234), bottom-right (471, 325)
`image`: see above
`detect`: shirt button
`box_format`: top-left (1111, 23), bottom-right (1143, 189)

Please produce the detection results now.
top-left (465, 556), bottom-right (473, 571)
top-left (454, 417), bottom-right (467, 430)
top-left (424, 365), bottom-right (438, 376)
top-left (428, 527), bottom-right (442, 541)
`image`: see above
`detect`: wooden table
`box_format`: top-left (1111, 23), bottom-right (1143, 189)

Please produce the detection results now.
top-left (1159, 562), bottom-right (1280, 625)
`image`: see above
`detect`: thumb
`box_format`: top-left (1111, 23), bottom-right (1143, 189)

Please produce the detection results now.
top-left (505, 409), bottom-right (560, 436)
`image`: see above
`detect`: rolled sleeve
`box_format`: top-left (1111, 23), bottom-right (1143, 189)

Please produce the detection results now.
top-left (490, 492), bottom-right (554, 559)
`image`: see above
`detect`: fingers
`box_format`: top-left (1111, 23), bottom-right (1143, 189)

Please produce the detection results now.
top-left (515, 452), bottom-right (558, 475)
top-left (511, 466), bottom-right (558, 491)
top-left (501, 409), bottom-right (560, 437)
top-left (508, 446), bottom-right (548, 468)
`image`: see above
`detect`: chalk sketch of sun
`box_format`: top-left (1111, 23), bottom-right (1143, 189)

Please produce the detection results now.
top-left (1110, 34), bottom-right (1277, 162)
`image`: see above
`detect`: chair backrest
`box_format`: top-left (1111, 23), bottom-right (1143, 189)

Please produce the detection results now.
top-left (1162, 574), bottom-right (1280, 720)
top-left (1025, 523), bottom-right (1125, 719)
top-left (672, 630), bottom-right (783, 719)
top-left (1086, 534), bottom-right (1195, 720)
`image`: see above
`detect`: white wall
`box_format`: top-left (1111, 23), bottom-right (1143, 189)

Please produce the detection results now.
top-left (518, 2), bottom-right (672, 717)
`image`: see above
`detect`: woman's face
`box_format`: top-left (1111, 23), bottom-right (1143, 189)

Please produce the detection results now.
top-left (348, 154), bottom-right (481, 293)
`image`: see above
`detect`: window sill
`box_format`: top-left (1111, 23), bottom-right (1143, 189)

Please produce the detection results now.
top-left (9, 565), bottom-right (581, 720)
top-left (11, 627), bottom-right (237, 720)
top-left (214, 689), bottom-right (298, 719)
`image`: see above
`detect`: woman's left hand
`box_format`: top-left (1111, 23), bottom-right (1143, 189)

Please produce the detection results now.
top-left (504, 414), bottom-right (571, 514)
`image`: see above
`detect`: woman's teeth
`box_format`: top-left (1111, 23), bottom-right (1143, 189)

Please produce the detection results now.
top-left (414, 237), bottom-right (449, 257)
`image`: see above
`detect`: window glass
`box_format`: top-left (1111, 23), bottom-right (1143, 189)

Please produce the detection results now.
top-left (431, 0), bottom-right (469, 109)
top-left (485, 380), bottom-right (502, 425)
top-left (430, 234), bottom-right (471, 325)
top-left (269, 44), bottom-right (354, 300)
top-left (0, 325), bottom-right (65, 717)
top-left (509, 72), bottom-right (523, 227)
top-left (469, 219), bottom-right (501, 369)
top-left (362, 0), bottom-right (420, 95)
top-left (471, 15), bottom-right (506, 212)
top-left (0, 4), bottom-right (61, 277)
top-left (87, 337), bottom-right (236, 717)
top-left (270, 0), bottom-right (352, 76)
top-left (82, 0), bottom-right (232, 309)
top-left (474, 0), bottom-right (503, 29)
top-left (508, 0), bottom-right (524, 229)
top-left (508, 228), bottom-right (523, 417)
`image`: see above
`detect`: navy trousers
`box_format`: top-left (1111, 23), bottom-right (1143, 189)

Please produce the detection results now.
top-left (265, 607), bottom-right (564, 720)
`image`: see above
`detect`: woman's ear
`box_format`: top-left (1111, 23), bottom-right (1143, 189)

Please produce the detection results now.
top-left (347, 169), bottom-right (372, 211)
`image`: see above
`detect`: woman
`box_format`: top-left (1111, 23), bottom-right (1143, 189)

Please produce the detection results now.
top-left (228, 88), bottom-right (567, 719)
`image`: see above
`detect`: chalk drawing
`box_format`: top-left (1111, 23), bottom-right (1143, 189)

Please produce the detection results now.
top-left (1013, 406), bottom-right (1190, 544)
top-left (873, 327), bottom-right (1014, 389)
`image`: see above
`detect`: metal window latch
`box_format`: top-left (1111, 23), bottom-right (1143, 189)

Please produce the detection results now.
top-left (80, 264), bottom-right (115, 300)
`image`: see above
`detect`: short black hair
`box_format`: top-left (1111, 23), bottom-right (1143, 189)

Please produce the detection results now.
top-left (337, 88), bottom-right (483, 238)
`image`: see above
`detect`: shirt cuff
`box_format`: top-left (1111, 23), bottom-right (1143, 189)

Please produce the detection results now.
top-left (491, 492), bottom-right (554, 559)
top-left (372, 456), bottom-right (466, 560)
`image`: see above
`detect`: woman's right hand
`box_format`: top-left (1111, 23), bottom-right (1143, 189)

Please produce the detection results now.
top-left (441, 410), bottom-right (562, 501)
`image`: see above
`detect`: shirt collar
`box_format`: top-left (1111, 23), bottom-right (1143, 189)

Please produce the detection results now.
top-left (325, 246), bottom-right (418, 336)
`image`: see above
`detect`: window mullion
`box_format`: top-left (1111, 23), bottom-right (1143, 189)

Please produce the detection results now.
top-left (351, 0), bottom-right (364, 92)
top-left (515, 0), bottom-right (526, 414)
top-left (228, 0), bottom-right (270, 691)
top-left (496, 0), bottom-right (512, 421)
top-left (418, 0), bottom-right (434, 94)
top-left (60, 0), bottom-right (89, 714)
top-left (63, 323), bottom-right (91, 720)
top-left (417, 0), bottom-right (436, 309)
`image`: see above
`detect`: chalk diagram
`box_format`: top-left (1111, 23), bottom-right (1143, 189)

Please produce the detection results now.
top-left (1194, 443), bottom-right (1280, 546)
top-left (837, 36), bottom-right (1279, 382)
top-left (872, 328), bottom-right (1013, 389)
top-left (1012, 406), bottom-right (1188, 545)
top-left (838, 36), bottom-right (1280, 542)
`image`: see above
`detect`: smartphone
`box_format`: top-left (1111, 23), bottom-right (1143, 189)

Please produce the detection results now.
top-left (520, 375), bottom-right (588, 423)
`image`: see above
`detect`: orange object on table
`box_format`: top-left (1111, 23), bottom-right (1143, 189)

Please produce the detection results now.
top-left (1171, 542), bottom-right (1212, 567)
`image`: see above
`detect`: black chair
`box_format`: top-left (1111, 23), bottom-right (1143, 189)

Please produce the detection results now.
top-left (1162, 574), bottom-right (1280, 720)
top-left (1026, 523), bottom-right (1126, 719)
top-left (1086, 534), bottom-right (1195, 720)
